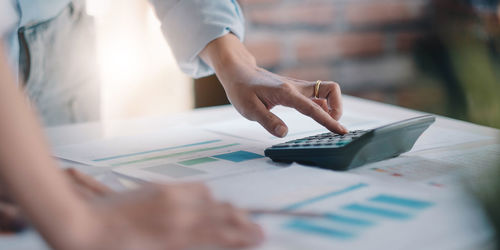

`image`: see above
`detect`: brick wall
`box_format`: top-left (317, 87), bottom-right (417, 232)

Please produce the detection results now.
top-left (240, 0), bottom-right (449, 114)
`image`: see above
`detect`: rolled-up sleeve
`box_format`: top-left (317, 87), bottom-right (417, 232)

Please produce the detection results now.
top-left (149, 0), bottom-right (245, 78)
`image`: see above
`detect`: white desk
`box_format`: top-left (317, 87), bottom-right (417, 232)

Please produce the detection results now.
top-left (2, 95), bottom-right (499, 249)
top-left (46, 95), bottom-right (500, 146)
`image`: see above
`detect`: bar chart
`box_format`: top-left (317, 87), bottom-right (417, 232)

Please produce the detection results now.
top-left (111, 138), bottom-right (271, 182)
top-left (282, 190), bottom-right (434, 241)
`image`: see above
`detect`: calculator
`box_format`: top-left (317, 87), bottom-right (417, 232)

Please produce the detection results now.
top-left (264, 115), bottom-right (435, 171)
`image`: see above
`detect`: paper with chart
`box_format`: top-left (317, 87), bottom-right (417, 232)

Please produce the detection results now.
top-left (350, 142), bottom-right (500, 188)
top-left (207, 165), bottom-right (493, 250)
top-left (48, 106), bottom-right (498, 249)
top-left (52, 129), bottom-right (219, 166)
top-left (111, 139), bottom-right (280, 182)
top-left (52, 102), bottom-right (498, 186)
top-left (53, 129), bottom-right (283, 182)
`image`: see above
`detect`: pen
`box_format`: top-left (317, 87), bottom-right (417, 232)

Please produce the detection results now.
top-left (247, 208), bottom-right (326, 218)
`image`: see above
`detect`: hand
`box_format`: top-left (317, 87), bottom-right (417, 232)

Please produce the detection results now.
top-left (200, 34), bottom-right (348, 138)
top-left (0, 168), bottom-right (111, 233)
top-left (2, 170), bottom-right (264, 249)
top-left (218, 64), bottom-right (347, 138)
top-left (85, 183), bottom-right (264, 250)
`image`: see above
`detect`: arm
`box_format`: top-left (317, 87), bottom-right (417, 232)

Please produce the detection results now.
top-left (0, 44), bottom-right (94, 248)
top-left (149, 0), bottom-right (347, 137)
top-left (0, 42), bottom-right (262, 249)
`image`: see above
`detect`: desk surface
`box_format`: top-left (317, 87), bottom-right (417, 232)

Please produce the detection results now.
top-left (3, 95), bottom-right (499, 249)
top-left (45, 95), bottom-right (499, 146)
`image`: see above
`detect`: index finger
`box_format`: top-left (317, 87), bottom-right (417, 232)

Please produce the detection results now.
top-left (281, 89), bottom-right (348, 134)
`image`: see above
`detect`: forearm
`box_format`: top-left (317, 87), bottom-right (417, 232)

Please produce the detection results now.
top-left (0, 45), bottom-right (93, 248)
top-left (200, 33), bottom-right (256, 74)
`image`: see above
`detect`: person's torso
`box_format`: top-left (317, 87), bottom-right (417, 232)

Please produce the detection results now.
top-left (1, 0), bottom-right (71, 81)
top-left (18, 0), bottom-right (72, 27)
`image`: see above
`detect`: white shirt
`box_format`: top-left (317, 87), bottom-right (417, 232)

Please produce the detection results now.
top-left (0, 0), bottom-right (17, 37)
top-left (0, 0), bottom-right (245, 79)
top-left (0, 0), bottom-right (21, 76)
top-left (150, 0), bottom-right (245, 77)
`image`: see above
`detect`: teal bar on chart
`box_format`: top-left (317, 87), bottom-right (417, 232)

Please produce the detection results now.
top-left (324, 213), bottom-right (375, 227)
top-left (343, 204), bottom-right (412, 220)
top-left (286, 219), bottom-right (356, 240)
top-left (213, 150), bottom-right (264, 162)
top-left (370, 195), bottom-right (434, 209)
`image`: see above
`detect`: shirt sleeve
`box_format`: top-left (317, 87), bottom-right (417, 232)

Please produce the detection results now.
top-left (149, 0), bottom-right (245, 78)
top-left (0, 0), bottom-right (18, 39)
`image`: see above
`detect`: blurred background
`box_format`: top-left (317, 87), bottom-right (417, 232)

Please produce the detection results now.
top-left (86, 0), bottom-right (192, 122)
top-left (85, 0), bottom-right (500, 129)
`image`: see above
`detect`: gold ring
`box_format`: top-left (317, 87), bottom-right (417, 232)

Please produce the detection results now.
top-left (314, 80), bottom-right (322, 98)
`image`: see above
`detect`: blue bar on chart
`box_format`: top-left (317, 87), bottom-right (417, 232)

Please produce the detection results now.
top-left (213, 150), bottom-right (264, 162)
top-left (286, 219), bottom-right (356, 240)
top-left (370, 195), bottom-right (434, 209)
top-left (343, 204), bottom-right (412, 220)
top-left (324, 213), bottom-right (375, 227)
top-left (280, 193), bottom-right (433, 241)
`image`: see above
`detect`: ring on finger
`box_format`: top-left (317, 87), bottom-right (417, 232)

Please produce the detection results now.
top-left (314, 80), bottom-right (322, 98)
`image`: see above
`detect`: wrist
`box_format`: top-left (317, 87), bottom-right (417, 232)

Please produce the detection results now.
top-left (200, 34), bottom-right (257, 78)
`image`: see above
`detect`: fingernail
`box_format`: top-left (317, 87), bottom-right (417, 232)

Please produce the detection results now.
top-left (274, 125), bottom-right (288, 137)
top-left (340, 125), bottom-right (349, 134)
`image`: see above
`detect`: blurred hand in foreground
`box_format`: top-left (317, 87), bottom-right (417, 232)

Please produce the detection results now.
top-left (86, 182), bottom-right (264, 250)
top-left (1, 169), bottom-right (264, 250)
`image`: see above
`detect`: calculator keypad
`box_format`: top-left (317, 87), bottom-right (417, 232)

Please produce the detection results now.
top-left (272, 130), bottom-right (366, 148)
